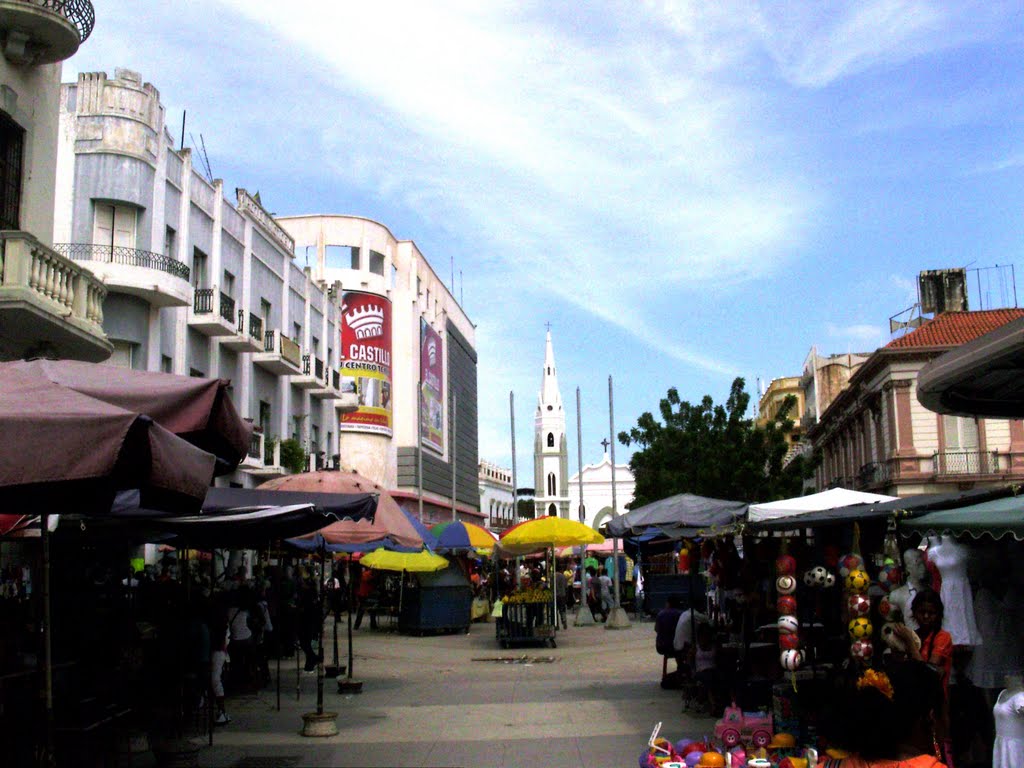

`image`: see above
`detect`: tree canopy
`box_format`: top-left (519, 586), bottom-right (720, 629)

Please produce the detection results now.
top-left (618, 377), bottom-right (807, 509)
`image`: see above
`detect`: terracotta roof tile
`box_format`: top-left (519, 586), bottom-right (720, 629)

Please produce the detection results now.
top-left (885, 309), bottom-right (1024, 349)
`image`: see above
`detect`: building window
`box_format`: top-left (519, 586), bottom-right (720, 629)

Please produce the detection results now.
top-left (294, 244), bottom-right (316, 266)
top-left (311, 424), bottom-right (319, 452)
top-left (164, 226), bottom-right (176, 260)
top-left (369, 250), bottom-right (385, 276)
top-left (93, 203), bottom-right (137, 250)
top-left (325, 245), bottom-right (360, 270)
top-left (943, 415), bottom-right (979, 450)
top-left (260, 298), bottom-right (272, 328)
top-left (105, 340), bottom-right (135, 369)
top-left (160, 355), bottom-right (173, 373)
top-left (293, 322), bottom-right (302, 345)
top-left (189, 367), bottom-right (204, 378)
top-left (292, 415), bottom-right (303, 444)
top-left (258, 401), bottom-right (272, 435)
top-left (192, 247), bottom-right (208, 288)
top-left (547, 432), bottom-right (554, 448)
top-left (547, 472), bottom-right (556, 496)
top-left (311, 335), bottom-right (319, 357)
top-left (223, 270), bottom-right (235, 297)
top-left (0, 111), bottom-right (24, 230)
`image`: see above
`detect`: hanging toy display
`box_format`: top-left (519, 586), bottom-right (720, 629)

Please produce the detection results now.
top-left (851, 638), bottom-right (874, 661)
top-left (780, 648), bottom-right (804, 671)
top-left (838, 552), bottom-right (864, 579)
top-left (777, 595), bottom-right (798, 616)
top-left (847, 594), bottom-right (871, 618)
top-left (776, 542), bottom-right (802, 682)
top-left (776, 553), bottom-right (797, 576)
top-left (776, 574), bottom-right (797, 595)
top-left (842, 523), bottom-right (874, 665)
top-left (877, 561), bottom-right (902, 593)
top-left (845, 569), bottom-right (870, 594)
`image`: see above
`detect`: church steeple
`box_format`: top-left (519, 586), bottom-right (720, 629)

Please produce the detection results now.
top-left (534, 329), bottom-right (570, 518)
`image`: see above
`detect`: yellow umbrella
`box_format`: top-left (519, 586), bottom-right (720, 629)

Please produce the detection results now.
top-left (360, 548), bottom-right (449, 572)
top-left (499, 516), bottom-right (604, 556)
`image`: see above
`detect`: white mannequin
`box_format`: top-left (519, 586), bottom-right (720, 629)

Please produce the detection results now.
top-left (928, 534), bottom-right (982, 645)
top-left (993, 672), bottom-right (1024, 768)
top-left (889, 548), bottom-right (927, 631)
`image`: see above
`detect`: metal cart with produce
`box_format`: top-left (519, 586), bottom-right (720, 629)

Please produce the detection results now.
top-left (496, 601), bottom-right (557, 648)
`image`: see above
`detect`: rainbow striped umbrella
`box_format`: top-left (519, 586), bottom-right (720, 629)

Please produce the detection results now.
top-left (430, 520), bottom-right (498, 553)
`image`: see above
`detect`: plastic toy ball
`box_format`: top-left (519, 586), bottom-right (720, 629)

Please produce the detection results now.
top-left (802, 569), bottom-right (818, 588)
top-left (838, 553), bottom-right (864, 579)
top-left (811, 566), bottom-right (829, 586)
top-left (776, 554), bottom-right (797, 576)
top-left (851, 638), bottom-right (873, 660)
top-left (845, 569), bottom-right (870, 594)
top-left (777, 615), bottom-right (799, 635)
top-left (674, 739), bottom-right (694, 755)
top-left (698, 752), bottom-right (726, 767)
top-left (823, 572), bottom-right (836, 588)
top-left (877, 563), bottom-right (902, 592)
top-left (684, 752), bottom-right (704, 768)
top-left (776, 575), bottom-right (797, 595)
top-left (847, 594), bottom-right (871, 617)
top-left (780, 649), bottom-right (803, 670)
top-left (777, 595), bottom-right (797, 616)
top-left (779, 633), bottom-right (800, 650)
top-left (848, 616), bottom-right (873, 640)
top-left (878, 596), bottom-right (898, 621)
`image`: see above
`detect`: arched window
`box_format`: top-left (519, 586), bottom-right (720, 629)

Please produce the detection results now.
top-left (547, 472), bottom-right (556, 496)
top-left (547, 432), bottom-right (555, 448)
top-left (548, 503), bottom-right (557, 516)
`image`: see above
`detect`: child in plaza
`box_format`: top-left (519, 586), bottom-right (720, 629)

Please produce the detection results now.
top-left (689, 621), bottom-right (722, 715)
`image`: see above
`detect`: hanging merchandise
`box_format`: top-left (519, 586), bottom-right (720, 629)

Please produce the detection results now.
top-left (845, 569), bottom-right (870, 594)
top-left (847, 594), bottom-right (871, 618)
top-left (841, 523), bottom-right (874, 666)
top-left (776, 541), bottom-right (802, 684)
top-left (876, 561), bottom-right (902, 593)
top-left (776, 575), bottom-right (797, 595)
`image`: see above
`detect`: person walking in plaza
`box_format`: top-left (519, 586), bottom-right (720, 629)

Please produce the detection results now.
top-left (598, 566), bottom-right (613, 620)
top-left (554, 568), bottom-right (568, 629)
top-left (353, 566), bottom-right (378, 631)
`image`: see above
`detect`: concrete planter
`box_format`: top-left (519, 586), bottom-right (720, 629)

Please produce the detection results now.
top-left (337, 678), bottom-right (363, 694)
top-left (301, 711), bottom-right (339, 737)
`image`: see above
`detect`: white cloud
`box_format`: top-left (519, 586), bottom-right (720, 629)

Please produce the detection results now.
top-left (826, 322), bottom-right (885, 346)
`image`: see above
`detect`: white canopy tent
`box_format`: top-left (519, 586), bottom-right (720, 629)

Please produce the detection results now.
top-left (747, 487), bottom-right (896, 524)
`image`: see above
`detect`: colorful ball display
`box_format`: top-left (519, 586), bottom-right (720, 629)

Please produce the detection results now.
top-left (777, 595), bottom-right (798, 615)
top-left (684, 753), bottom-right (704, 768)
top-left (778, 615), bottom-right (799, 635)
top-left (851, 638), bottom-right (874, 660)
top-left (822, 572), bottom-right (837, 589)
top-left (779, 633), bottom-right (800, 650)
top-left (845, 569), bottom-right (870, 594)
top-left (780, 649), bottom-right (804, 670)
top-left (848, 616), bottom-right (873, 639)
top-left (878, 596), bottom-right (897, 621)
top-left (877, 563), bottom-right (902, 592)
top-left (698, 753), bottom-right (725, 767)
top-left (839, 553), bottom-right (864, 579)
top-left (776, 575), bottom-right (797, 595)
top-left (847, 594), bottom-right (871, 617)
top-left (776, 554), bottom-right (797, 576)
top-left (802, 569), bottom-right (819, 588)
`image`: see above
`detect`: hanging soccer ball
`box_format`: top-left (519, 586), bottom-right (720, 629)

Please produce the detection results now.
top-left (777, 595), bottom-right (797, 616)
top-left (877, 563), bottom-right (902, 593)
top-left (811, 566), bottom-right (830, 586)
top-left (777, 615), bottom-right (799, 635)
top-left (839, 553), bottom-right (864, 579)
top-left (802, 569), bottom-right (819, 588)
top-left (822, 572), bottom-right (837, 589)
top-left (848, 616), bottom-right (873, 640)
top-left (776, 554), bottom-right (797, 576)
top-left (845, 569), bottom-right (870, 594)
top-left (847, 594), bottom-right (871, 617)
top-left (780, 649), bottom-right (804, 670)
top-left (878, 596), bottom-right (900, 622)
top-left (776, 575), bottom-right (797, 595)
top-left (779, 633), bottom-right (800, 650)
top-left (881, 621), bottom-right (921, 652)
top-left (851, 639), bottom-right (874, 660)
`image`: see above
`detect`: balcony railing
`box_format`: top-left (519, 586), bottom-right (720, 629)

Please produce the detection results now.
top-left (219, 291), bottom-right (234, 323)
top-left (933, 450), bottom-right (999, 476)
top-left (857, 461), bottom-right (892, 489)
top-left (248, 313), bottom-right (263, 341)
top-left (263, 330), bottom-right (302, 368)
top-left (0, 230), bottom-right (106, 327)
top-left (55, 243), bottom-right (190, 281)
top-left (332, 370), bottom-right (340, 389)
top-left (302, 354), bottom-right (311, 375)
top-left (26, 1), bottom-right (96, 42)
top-left (193, 287), bottom-right (213, 314)
top-left (314, 357), bottom-right (324, 380)
top-left (248, 431), bottom-right (263, 460)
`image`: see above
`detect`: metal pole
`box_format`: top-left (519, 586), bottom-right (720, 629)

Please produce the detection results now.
top-left (510, 391), bottom-right (520, 589)
top-left (41, 511), bottom-right (54, 764)
top-left (607, 375), bottom-right (630, 628)
top-left (451, 390), bottom-right (458, 521)
top-left (574, 387), bottom-right (594, 627)
top-left (418, 339), bottom-right (425, 523)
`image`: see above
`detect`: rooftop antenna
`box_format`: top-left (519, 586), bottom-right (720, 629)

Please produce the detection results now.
top-left (189, 132), bottom-right (214, 182)
top-left (459, 269), bottom-right (463, 306)
top-left (179, 110), bottom-right (186, 152)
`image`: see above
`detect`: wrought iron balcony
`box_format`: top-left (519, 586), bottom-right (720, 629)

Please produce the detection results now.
top-left (55, 242), bottom-right (190, 281)
top-left (857, 461), bottom-right (892, 489)
top-left (933, 450), bottom-right (999, 476)
top-left (248, 313), bottom-right (263, 341)
top-left (194, 287), bottom-right (214, 314)
top-left (0, 0), bottom-right (95, 64)
top-left (302, 354), bottom-right (311, 375)
top-left (255, 329), bottom-right (302, 375)
top-left (314, 356), bottom-right (324, 380)
top-left (248, 431), bottom-right (263, 460)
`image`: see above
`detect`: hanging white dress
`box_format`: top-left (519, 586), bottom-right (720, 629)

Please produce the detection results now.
top-left (927, 536), bottom-right (982, 645)
top-left (993, 689), bottom-right (1024, 768)
top-left (968, 587), bottom-right (1024, 688)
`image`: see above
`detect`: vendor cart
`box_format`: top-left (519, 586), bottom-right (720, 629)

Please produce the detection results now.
top-left (496, 601), bottom-right (557, 648)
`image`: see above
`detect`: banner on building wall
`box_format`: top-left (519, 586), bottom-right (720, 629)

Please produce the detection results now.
top-left (420, 319), bottom-right (444, 454)
top-left (339, 290), bottom-right (392, 436)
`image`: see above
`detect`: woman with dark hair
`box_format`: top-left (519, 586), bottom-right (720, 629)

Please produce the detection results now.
top-left (894, 589), bottom-right (954, 697)
top-left (818, 661), bottom-right (948, 767)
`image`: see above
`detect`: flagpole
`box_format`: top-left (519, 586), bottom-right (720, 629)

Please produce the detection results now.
top-left (510, 392), bottom-right (520, 589)
top-left (606, 374), bottom-right (630, 629)
top-left (574, 387), bottom-right (593, 626)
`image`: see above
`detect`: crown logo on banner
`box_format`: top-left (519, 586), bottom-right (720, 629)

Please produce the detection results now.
top-left (427, 338), bottom-right (437, 367)
top-left (346, 304), bottom-right (385, 339)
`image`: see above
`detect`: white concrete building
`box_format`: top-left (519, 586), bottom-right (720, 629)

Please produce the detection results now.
top-left (568, 452), bottom-right (635, 530)
top-left (50, 69), bottom-right (479, 515)
top-left (478, 460), bottom-right (516, 532)
top-left (533, 331), bottom-right (570, 517)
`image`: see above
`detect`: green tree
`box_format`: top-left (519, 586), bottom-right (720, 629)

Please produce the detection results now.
top-left (618, 377), bottom-right (806, 508)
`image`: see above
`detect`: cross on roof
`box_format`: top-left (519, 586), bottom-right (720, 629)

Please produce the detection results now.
top-left (600, 438), bottom-right (610, 451)
top-left (545, 321), bottom-right (552, 332)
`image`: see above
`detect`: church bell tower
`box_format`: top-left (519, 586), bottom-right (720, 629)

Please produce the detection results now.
top-left (534, 330), bottom-right (570, 518)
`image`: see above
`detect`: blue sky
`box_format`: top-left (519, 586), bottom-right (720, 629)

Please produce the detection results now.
top-left (67, 1), bottom-right (1024, 476)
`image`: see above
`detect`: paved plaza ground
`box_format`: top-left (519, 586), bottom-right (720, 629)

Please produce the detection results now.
top-left (190, 611), bottom-right (715, 767)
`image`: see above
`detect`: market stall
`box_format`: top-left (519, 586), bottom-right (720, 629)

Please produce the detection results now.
top-left (398, 565), bottom-right (473, 634)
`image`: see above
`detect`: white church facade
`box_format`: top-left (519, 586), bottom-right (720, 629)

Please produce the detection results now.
top-left (568, 452), bottom-right (636, 530)
top-left (533, 331), bottom-right (571, 517)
